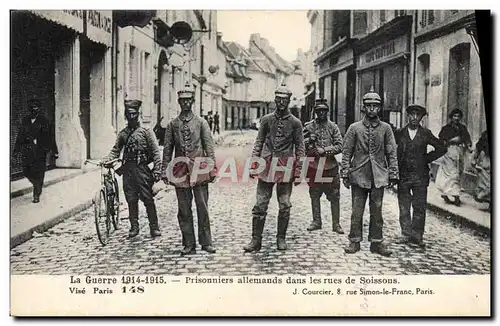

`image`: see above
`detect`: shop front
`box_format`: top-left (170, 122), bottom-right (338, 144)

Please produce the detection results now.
top-left (352, 8), bottom-right (412, 131)
top-left (355, 33), bottom-right (410, 129)
top-left (11, 10), bottom-right (82, 180)
top-left (317, 40), bottom-right (356, 134)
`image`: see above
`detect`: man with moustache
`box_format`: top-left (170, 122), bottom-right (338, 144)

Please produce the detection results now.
top-left (303, 98), bottom-right (344, 234)
top-left (243, 83), bottom-right (305, 252)
top-left (394, 104), bottom-right (446, 248)
top-left (102, 99), bottom-right (162, 238)
top-left (341, 87), bottom-right (398, 257)
top-left (13, 98), bottom-right (58, 203)
top-left (161, 83), bottom-right (217, 256)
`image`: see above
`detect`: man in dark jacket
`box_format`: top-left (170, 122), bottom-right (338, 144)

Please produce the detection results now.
top-left (243, 84), bottom-right (305, 252)
top-left (341, 87), bottom-right (398, 257)
top-left (304, 98), bottom-right (344, 234)
top-left (13, 98), bottom-right (58, 203)
top-left (394, 104), bottom-right (446, 247)
top-left (103, 99), bottom-right (162, 238)
top-left (213, 112), bottom-right (220, 135)
top-left (161, 83), bottom-right (217, 256)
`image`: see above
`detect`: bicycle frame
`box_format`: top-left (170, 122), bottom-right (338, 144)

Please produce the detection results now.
top-left (85, 158), bottom-right (122, 245)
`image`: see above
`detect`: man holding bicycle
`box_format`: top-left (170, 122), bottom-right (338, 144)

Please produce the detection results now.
top-left (102, 99), bottom-right (162, 238)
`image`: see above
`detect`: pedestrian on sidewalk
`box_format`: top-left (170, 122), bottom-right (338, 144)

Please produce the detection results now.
top-left (13, 97), bottom-right (58, 203)
top-left (304, 98), bottom-right (344, 234)
top-left (243, 84), bottom-right (305, 252)
top-left (341, 87), bottom-right (398, 257)
top-left (472, 130), bottom-right (491, 209)
top-left (213, 111), bottom-right (220, 135)
top-left (102, 99), bottom-right (162, 239)
top-left (161, 83), bottom-right (218, 256)
top-left (208, 112), bottom-right (214, 133)
top-left (394, 104), bottom-right (446, 247)
top-left (434, 109), bottom-right (473, 206)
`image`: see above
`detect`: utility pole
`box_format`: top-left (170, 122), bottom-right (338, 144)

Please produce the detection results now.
top-left (200, 44), bottom-right (205, 116)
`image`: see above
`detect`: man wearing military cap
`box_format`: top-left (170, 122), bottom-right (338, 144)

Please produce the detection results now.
top-left (13, 97), bottom-right (58, 203)
top-left (394, 104), bottom-right (446, 248)
top-left (341, 87), bottom-right (398, 257)
top-left (161, 82), bottom-right (217, 256)
top-left (103, 99), bottom-right (162, 238)
top-left (243, 83), bottom-right (305, 252)
top-left (303, 98), bottom-right (344, 234)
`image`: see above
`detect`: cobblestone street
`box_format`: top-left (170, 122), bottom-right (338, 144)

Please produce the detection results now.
top-left (10, 135), bottom-right (491, 276)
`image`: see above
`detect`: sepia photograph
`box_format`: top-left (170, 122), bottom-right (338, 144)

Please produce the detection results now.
top-left (8, 5), bottom-right (492, 316)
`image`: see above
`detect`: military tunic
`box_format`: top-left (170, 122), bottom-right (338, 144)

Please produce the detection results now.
top-left (104, 124), bottom-right (162, 228)
top-left (250, 109), bottom-right (305, 241)
top-left (303, 118), bottom-right (343, 229)
top-left (161, 112), bottom-right (216, 248)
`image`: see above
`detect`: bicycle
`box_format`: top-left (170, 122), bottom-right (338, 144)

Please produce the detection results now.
top-left (85, 158), bottom-right (122, 246)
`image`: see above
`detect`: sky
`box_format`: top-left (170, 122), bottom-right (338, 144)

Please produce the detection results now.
top-left (216, 10), bottom-right (311, 62)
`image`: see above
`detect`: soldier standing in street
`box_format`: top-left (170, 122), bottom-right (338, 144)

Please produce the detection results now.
top-left (244, 84), bottom-right (305, 252)
top-left (304, 99), bottom-right (344, 234)
top-left (103, 99), bottom-right (162, 238)
top-left (161, 83), bottom-right (217, 256)
top-left (341, 87), bottom-right (398, 257)
top-left (394, 104), bottom-right (446, 247)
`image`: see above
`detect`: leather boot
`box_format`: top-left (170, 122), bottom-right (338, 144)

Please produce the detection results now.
top-left (146, 203), bottom-right (161, 237)
top-left (344, 242), bottom-right (360, 254)
top-left (307, 197), bottom-right (322, 231)
top-left (276, 211), bottom-right (290, 251)
top-left (331, 200), bottom-right (344, 234)
top-left (243, 216), bottom-right (265, 252)
top-left (128, 201), bottom-right (140, 238)
top-left (370, 242), bottom-right (392, 257)
top-left (180, 246), bottom-right (196, 256)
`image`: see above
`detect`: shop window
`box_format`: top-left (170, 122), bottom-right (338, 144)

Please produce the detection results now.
top-left (448, 43), bottom-right (471, 124)
top-left (383, 64), bottom-right (404, 127)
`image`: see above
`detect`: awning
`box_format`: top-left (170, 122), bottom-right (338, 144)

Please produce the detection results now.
top-left (28, 10), bottom-right (84, 33)
top-left (86, 10), bottom-right (112, 46)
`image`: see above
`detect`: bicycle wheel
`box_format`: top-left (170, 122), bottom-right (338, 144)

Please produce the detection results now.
top-left (112, 178), bottom-right (120, 230)
top-left (94, 189), bottom-right (110, 246)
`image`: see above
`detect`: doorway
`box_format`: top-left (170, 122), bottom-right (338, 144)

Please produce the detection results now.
top-left (80, 37), bottom-right (106, 159)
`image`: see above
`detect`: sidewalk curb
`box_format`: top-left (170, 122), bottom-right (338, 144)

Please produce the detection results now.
top-left (10, 199), bottom-right (94, 249)
top-left (10, 169), bottom-right (89, 199)
top-left (387, 188), bottom-right (490, 237)
top-left (10, 186), bottom-right (175, 249)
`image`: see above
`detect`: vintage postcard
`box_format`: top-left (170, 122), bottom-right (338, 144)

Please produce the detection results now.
top-left (9, 7), bottom-right (491, 316)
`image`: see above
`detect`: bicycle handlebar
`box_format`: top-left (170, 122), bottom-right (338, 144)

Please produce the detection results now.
top-left (85, 158), bottom-right (122, 167)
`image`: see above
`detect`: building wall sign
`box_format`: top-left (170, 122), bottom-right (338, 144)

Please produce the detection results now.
top-left (30, 10), bottom-right (113, 46)
top-left (86, 10), bottom-right (112, 46)
top-left (30, 10), bottom-right (84, 33)
top-left (358, 34), bottom-right (408, 69)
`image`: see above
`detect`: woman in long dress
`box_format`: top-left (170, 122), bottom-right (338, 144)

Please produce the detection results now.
top-left (472, 130), bottom-right (491, 208)
top-left (435, 109), bottom-right (473, 206)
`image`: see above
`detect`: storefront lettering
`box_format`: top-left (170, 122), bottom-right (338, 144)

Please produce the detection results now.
top-left (365, 41), bottom-right (396, 64)
top-left (62, 9), bottom-right (85, 19)
top-left (86, 10), bottom-right (112, 33)
top-left (60, 10), bottom-right (111, 33)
